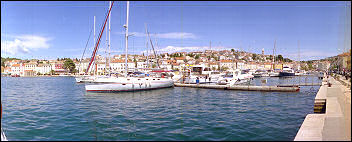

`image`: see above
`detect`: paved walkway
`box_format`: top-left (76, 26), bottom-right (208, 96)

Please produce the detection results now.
top-left (295, 74), bottom-right (351, 141)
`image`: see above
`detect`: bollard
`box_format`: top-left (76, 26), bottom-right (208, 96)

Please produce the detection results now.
top-left (328, 82), bottom-right (331, 87)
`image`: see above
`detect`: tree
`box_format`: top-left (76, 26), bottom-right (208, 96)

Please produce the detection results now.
top-left (277, 55), bottom-right (283, 61)
top-left (212, 66), bottom-right (216, 71)
top-left (63, 58), bottom-right (76, 73)
top-left (50, 70), bottom-right (55, 75)
top-left (252, 54), bottom-right (257, 60)
top-left (195, 54), bottom-right (200, 59)
top-left (231, 49), bottom-right (235, 52)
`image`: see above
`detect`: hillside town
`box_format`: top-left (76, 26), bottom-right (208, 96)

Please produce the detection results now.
top-left (2, 48), bottom-right (344, 77)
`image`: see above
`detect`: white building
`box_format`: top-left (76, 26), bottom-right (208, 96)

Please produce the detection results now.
top-left (35, 64), bottom-right (52, 74)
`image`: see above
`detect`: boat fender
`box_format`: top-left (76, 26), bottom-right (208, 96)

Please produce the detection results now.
top-left (139, 83), bottom-right (142, 88)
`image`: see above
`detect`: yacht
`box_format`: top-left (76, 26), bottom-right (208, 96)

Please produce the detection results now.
top-left (268, 70), bottom-right (280, 77)
top-left (252, 69), bottom-right (269, 77)
top-left (279, 66), bottom-right (295, 77)
top-left (295, 70), bottom-right (307, 76)
top-left (217, 69), bottom-right (253, 85)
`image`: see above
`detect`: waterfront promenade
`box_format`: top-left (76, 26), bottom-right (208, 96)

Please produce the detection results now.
top-left (294, 74), bottom-right (351, 141)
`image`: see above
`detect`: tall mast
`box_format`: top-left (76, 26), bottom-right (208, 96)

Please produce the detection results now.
top-left (298, 40), bottom-right (300, 70)
top-left (94, 16), bottom-right (96, 75)
top-left (146, 26), bottom-right (160, 68)
top-left (105, 12), bottom-right (108, 75)
top-left (108, 1), bottom-right (111, 75)
top-left (124, 1), bottom-right (130, 77)
top-left (273, 39), bottom-right (276, 70)
top-left (145, 23), bottom-right (149, 69)
top-left (85, 2), bottom-right (114, 74)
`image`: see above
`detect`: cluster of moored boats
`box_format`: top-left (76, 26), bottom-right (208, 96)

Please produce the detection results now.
top-left (74, 1), bottom-right (310, 93)
top-left (76, 65), bottom-right (311, 93)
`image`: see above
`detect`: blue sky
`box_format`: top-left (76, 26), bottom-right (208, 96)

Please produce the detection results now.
top-left (1, 1), bottom-right (351, 61)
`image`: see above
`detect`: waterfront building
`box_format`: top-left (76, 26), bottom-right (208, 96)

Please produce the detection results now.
top-left (236, 61), bottom-right (245, 70)
top-left (337, 52), bottom-right (351, 71)
top-left (35, 64), bottom-right (52, 75)
top-left (175, 57), bottom-right (185, 64)
top-left (263, 62), bottom-right (272, 70)
top-left (317, 61), bottom-right (331, 72)
top-left (10, 64), bottom-right (22, 75)
top-left (109, 59), bottom-right (134, 73)
top-left (219, 60), bottom-right (234, 71)
top-left (96, 62), bottom-right (106, 75)
top-left (4, 67), bottom-right (11, 74)
top-left (23, 62), bottom-right (37, 76)
top-left (136, 61), bottom-right (148, 71)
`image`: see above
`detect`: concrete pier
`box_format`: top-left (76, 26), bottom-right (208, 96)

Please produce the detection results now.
top-left (294, 74), bottom-right (351, 141)
top-left (174, 83), bottom-right (300, 92)
top-left (277, 83), bottom-right (321, 87)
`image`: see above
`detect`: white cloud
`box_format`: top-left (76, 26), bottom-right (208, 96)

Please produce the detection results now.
top-left (141, 45), bottom-right (236, 54)
top-left (1, 35), bottom-right (52, 55)
top-left (116, 32), bottom-right (197, 39)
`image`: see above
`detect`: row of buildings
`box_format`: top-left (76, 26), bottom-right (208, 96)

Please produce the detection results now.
top-left (1, 49), bottom-right (332, 76)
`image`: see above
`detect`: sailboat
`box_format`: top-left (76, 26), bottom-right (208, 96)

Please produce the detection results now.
top-left (268, 40), bottom-right (279, 77)
top-left (85, 1), bottom-right (174, 92)
top-left (75, 15), bottom-right (98, 83)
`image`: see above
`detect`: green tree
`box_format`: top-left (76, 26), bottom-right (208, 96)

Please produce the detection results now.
top-left (63, 58), bottom-right (76, 73)
top-left (252, 54), bottom-right (257, 60)
top-left (308, 63), bottom-right (314, 70)
top-left (231, 49), bottom-right (235, 52)
top-left (195, 54), bottom-right (200, 59)
top-left (50, 70), bottom-right (55, 75)
top-left (277, 55), bottom-right (283, 61)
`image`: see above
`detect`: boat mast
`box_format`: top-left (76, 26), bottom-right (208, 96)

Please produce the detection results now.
top-left (124, 1), bottom-right (130, 77)
top-left (93, 16), bottom-right (96, 75)
top-left (145, 23), bottom-right (149, 69)
top-left (85, 2), bottom-right (114, 74)
top-left (273, 39), bottom-right (276, 71)
top-left (146, 26), bottom-right (160, 68)
top-left (108, 1), bottom-right (111, 75)
top-left (105, 12), bottom-right (108, 75)
top-left (298, 40), bottom-right (300, 70)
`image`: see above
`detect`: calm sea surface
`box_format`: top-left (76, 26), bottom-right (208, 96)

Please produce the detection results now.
top-left (1, 76), bottom-right (321, 141)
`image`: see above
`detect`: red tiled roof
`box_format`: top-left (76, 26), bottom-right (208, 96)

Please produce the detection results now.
top-left (12, 64), bottom-right (21, 67)
top-left (220, 60), bottom-right (232, 63)
top-left (175, 57), bottom-right (185, 60)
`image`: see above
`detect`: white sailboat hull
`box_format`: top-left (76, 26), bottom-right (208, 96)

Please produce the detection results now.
top-left (85, 77), bottom-right (174, 92)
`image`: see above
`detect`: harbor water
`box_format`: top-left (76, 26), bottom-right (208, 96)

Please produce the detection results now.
top-left (1, 76), bottom-right (321, 141)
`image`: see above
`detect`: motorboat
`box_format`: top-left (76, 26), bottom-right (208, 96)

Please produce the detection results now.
top-left (217, 69), bottom-right (253, 85)
top-left (75, 75), bottom-right (96, 83)
top-left (279, 66), bottom-right (295, 77)
top-left (268, 70), bottom-right (280, 77)
top-left (295, 70), bottom-right (307, 76)
top-left (252, 69), bottom-right (269, 77)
